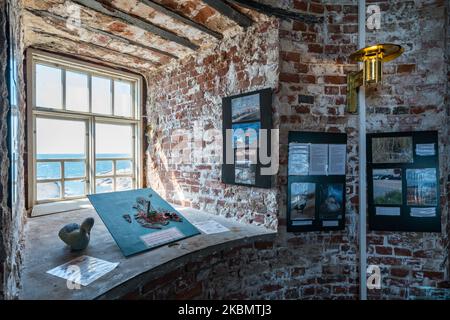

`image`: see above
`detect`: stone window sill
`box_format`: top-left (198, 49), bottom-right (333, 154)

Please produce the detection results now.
top-left (20, 205), bottom-right (276, 300)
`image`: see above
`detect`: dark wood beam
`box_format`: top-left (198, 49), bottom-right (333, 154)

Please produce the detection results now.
top-left (226, 0), bottom-right (323, 24)
top-left (202, 0), bottom-right (252, 28)
top-left (139, 0), bottom-right (223, 40)
top-left (26, 8), bottom-right (179, 60)
top-left (71, 0), bottom-right (199, 50)
top-left (32, 29), bottom-right (161, 67)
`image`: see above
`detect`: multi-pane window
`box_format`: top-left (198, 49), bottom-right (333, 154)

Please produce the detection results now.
top-left (29, 50), bottom-right (142, 206)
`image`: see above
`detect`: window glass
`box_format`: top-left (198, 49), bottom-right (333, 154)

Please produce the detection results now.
top-left (66, 70), bottom-right (89, 112)
top-left (116, 177), bottom-right (132, 191)
top-left (37, 181), bottom-right (61, 200)
top-left (36, 64), bottom-right (62, 109)
top-left (116, 160), bottom-right (132, 175)
top-left (114, 80), bottom-right (132, 117)
top-left (36, 118), bottom-right (86, 161)
top-left (65, 180), bottom-right (85, 197)
top-left (37, 162), bottom-right (61, 180)
top-left (95, 123), bottom-right (133, 159)
top-left (96, 160), bottom-right (113, 176)
top-left (92, 76), bottom-right (112, 115)
top-left (96, 178), bottom-right (113, 193)
top-left (64, 161), bottom-right (85, 178)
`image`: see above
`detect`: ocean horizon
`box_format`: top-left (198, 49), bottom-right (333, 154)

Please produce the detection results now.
top-left (36, 153), bottom-right (133, 199)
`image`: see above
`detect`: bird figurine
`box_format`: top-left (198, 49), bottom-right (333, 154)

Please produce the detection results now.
top-left (58, 217), bottom-right (95, 251)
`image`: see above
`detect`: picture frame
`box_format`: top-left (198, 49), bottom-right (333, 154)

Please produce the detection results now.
top-left (367, 131), bottom-right (440, 232)
top-left (287, 131), bottom-right (347, 232)
top-left (222, 88), bottom-right (273, 188)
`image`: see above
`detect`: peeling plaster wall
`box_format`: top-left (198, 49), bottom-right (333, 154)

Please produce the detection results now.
top-left (147, 19), bottom-right (280, 229)
top-left (142, 1), bottom-right (450, 300)
top-left (365, 0), bottom-right (450, 299)
top-left (0, 0), bottom-right (27, 299)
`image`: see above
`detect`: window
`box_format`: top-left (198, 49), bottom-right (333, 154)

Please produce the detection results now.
top-left (28, 50), bottom-right (142, 207)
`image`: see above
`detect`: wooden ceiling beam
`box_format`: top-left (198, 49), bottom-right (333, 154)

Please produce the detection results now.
top-left (71, 0), bottom-right (199, 50)
top-left (32, 29), bottom-right (161, 67)
top-left (226, 0), bottom-right (323, 24)
top-left (26, 8), bottom-right (179, 60)
top-left (139, 0), bottom-right (223, 40)
top-left (202, 0), bottom-right (253, 28)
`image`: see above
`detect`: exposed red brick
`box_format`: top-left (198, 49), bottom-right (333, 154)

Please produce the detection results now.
top-left (280, 72), bottom-right (300, 83)
top-left (397, 64), bottom-right (416, 73)
top-left (324, 75), bottom-right (347, 84)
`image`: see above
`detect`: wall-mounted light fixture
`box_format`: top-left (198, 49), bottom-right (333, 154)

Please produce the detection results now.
top-left (347, 43), bottom-right (404, 113)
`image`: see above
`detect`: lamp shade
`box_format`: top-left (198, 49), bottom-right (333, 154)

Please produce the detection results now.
top-left (349, 44), bottom-right (404, 85)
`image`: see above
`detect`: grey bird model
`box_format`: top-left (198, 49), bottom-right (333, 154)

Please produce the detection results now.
top-left (58, 217), bottom-right (95, 251)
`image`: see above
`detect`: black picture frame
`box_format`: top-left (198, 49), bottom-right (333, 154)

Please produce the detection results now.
top-left (222, 88), bottom-right (273, 188)
top-left (367, 131), bottom-right (440, 232)
top-left (287, 131), bottom-right (347, 232)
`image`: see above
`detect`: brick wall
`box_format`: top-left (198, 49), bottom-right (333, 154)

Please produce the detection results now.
top-left (146, 3), bottom-right (360, 300)
top-left (0, 0), bottom-right (26, 300)
top-left (275, 0), bottom-right (361, 298)
top-left (365, 0), bottom-right (449, 299)
top-left (146, 18), bottom-right (280, 229)
top-left (143, 0), bottom-right (450, 300)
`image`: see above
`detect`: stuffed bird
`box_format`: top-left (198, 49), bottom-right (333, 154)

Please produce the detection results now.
top-left (58, 217), bottom-right (95, 251)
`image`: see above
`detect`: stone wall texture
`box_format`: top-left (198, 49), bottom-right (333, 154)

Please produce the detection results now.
top-left (0, 0), bottom-right (26, 300)
top-left (0, 0), bottom-right (448, 300)
top-left (146, 18), bottom-right (280, 230)
top-left (144, 0), bottom-right (450, 300)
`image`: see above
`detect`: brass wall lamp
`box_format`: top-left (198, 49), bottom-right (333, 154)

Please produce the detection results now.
top-left (347, 43), bottom-right (404, 113)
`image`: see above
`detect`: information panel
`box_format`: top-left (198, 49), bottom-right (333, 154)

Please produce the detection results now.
top-left (287, 131), bottom-right (347, 232)
top-left (367, 131), bottom-right (440, 232)
top-left (88, 188), bottom-right (200, 257)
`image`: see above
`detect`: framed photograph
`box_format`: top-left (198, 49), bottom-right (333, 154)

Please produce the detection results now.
top-left (371, 136), bottom-right (413, 164)
top-left (318, 183), bottom-right (344, 219)
top-left (232, 122), bottom-right (260, 148)
top-left (231, 93), bottom-right (260, 122)
top-left (372, 168), bottom-right (402, 205)
top-left (222, 88), bottom-right (273, 188)
top-left (287, 131), bottom-right (347, 232)
top-left (406, 168), bottom-right (437, 206)
top-left (290, 183), bottom-right (316, 220)
top-left (367, 131), bottom-right (440, 232)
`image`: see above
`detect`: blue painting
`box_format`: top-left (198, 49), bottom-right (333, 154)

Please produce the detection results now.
top-left (88, 188), bottom-right (200, 257)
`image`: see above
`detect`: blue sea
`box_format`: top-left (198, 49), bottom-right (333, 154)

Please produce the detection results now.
top-left (36, 153), bottom-right (132, 198)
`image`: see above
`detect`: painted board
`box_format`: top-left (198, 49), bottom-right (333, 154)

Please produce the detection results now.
top-left (88, 188), bottom-right (200, 257)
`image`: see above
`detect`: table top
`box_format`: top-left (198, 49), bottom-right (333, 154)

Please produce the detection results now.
top-left (20, 204), bottom-right (275, 300)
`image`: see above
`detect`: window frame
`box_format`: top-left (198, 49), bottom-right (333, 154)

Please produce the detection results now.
top-left (27, 49), bottom-right (143, 211)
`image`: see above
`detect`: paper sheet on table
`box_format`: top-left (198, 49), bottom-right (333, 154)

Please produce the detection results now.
top-left (328, 144), bottom-right (347, 175)
top-left (46, 255), bottom-right (119, 287)
top-left (140, 227), bottom-right (185, 248)
top-left (309, 144), bottom-right (328, 175)
top-left (192, 220), bottom-right (230, 234)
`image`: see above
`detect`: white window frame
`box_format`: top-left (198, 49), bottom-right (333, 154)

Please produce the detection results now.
top-left (27, 49), bottom-right (143, 212)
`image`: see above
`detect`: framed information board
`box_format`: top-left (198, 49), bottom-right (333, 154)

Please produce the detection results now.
top-left (287, 131), bottom-right (347, 232)
top-left (222, 88), bottom-right (273, 188)
top-left (367, 131), bottom-right (440, 232)
top-left (88, 188), bottom-right (200, 257)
